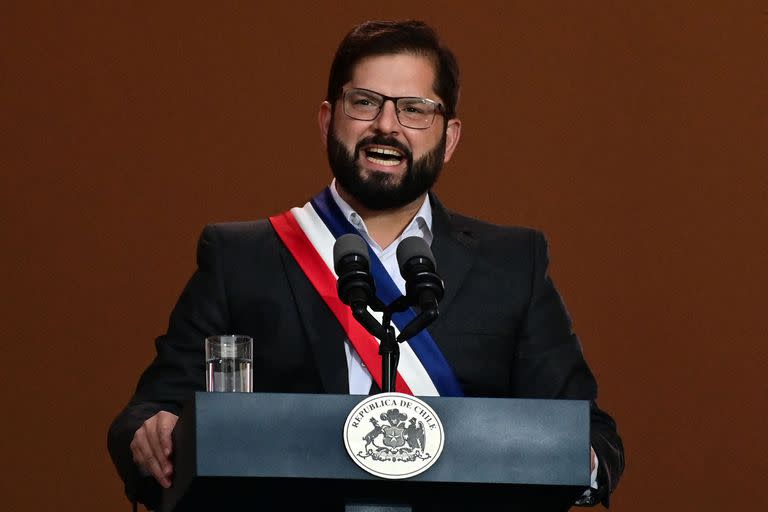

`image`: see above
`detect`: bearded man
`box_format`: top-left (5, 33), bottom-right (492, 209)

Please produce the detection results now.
top-left (109, 20), bottom-right (624, 510)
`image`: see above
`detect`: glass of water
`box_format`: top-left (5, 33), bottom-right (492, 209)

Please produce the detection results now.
top-left (205, 335), bottom-right (253, 392)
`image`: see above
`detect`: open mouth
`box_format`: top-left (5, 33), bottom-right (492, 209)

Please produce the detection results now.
top-left (363, 146), bottom-right (405, 167)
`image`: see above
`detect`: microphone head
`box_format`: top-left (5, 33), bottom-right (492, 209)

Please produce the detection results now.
top-left (333, 233), bottom-right (370, 274)
top-left (396, 236), bottom-right (436, 274)
top-left (397, 236), bottom-right (443, 309)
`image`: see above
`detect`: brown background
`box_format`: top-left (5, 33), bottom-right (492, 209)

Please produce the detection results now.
top-left (2, 2), bottom-right (766, 510)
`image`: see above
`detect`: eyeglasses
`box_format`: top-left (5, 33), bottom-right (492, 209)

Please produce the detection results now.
top-left (341, 88), bottom-right (445, 130)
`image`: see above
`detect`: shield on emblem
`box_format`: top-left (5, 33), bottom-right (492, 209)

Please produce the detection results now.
top-left (382, 426), bottom-right (405, 448)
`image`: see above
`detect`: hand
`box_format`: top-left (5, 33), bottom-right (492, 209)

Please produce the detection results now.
top-left (130, 411), bottom-right (179, 488)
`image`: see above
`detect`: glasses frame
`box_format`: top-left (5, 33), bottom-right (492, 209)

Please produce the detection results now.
top-left (341, 87), bottom-right (445, 130)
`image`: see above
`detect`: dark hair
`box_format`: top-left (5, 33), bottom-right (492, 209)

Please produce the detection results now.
top-left (326, 20), bottom-right (460, 119)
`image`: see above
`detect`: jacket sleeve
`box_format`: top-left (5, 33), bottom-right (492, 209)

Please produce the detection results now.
top-left (107, 225), bottom-right (230, 508)
top-left (513, 230), bottom-right (624, 507)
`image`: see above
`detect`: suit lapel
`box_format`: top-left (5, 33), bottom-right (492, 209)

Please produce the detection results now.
top-left (278, 243), bottom-right (349, 394)
top-left (429, 193), bottom-right (479, 318)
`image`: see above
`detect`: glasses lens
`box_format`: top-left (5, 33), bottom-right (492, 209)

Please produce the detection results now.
top-left (342, 89), bottom-right (440, 129)
top-left (396, 98), bottom-right (437, 129)
top-left (344, 89), bottom-right (382, 121)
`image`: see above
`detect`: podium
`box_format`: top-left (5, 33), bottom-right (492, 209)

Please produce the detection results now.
top-left (163, 392), bottom-right (591, 512)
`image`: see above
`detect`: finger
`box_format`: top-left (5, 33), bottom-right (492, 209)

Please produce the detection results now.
top-left (158, 412), bottom-right (179, 458)
top-left (131, 433), bottom-right (171, 488)
top-left (130, 428), bottom-right (151, 468)
top-left (145, 454), bottom-right (171, 488)
top-left (145, 419), bottom-right (172, 476)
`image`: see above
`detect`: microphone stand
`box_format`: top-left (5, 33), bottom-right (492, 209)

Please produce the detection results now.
top-left (350, 296), bottom-right (438, 393)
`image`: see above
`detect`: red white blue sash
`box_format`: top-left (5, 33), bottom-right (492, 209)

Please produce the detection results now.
top-left (269, 187), bottom-right (463, 397)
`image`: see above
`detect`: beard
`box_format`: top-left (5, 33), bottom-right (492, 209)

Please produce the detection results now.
top-left (326, 120), bottom-right (447, 211)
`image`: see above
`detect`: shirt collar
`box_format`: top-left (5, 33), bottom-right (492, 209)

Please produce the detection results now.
top-left (328, 179), bottom-right (433, 251)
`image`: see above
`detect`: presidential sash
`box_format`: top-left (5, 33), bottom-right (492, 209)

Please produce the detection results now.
top-left (269, 187), bottom-right (463, 397)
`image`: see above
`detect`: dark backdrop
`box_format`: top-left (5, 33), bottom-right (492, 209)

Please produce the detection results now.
top-left (2, 2), bottom-right (766, 510)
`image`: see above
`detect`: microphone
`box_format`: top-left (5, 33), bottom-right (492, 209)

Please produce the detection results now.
top-left (396, 236), bottom-right (444, 312)
top-left (333, 233), bottom-right (375, 313)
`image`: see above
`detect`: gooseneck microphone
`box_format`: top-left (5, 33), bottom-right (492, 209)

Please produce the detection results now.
top-left (396, 236), bottom-right (445, 312)
top-left (333, 233), bottom-right (375, 313)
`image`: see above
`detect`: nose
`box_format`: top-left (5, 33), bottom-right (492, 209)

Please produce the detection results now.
top-left (372, 99), bottom-right (400, 133)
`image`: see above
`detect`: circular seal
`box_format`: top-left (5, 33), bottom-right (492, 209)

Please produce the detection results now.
top-left (343, 392), bottom-right (444, 479)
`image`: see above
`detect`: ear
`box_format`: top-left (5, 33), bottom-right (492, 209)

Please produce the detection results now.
top-left (318, 101), bottom-right (332, 146)
top-left (442, 117), bottom-right (462, 163)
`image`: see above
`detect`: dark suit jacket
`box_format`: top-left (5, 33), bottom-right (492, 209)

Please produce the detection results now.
top-left (108, 195), bottom-right (624, 509)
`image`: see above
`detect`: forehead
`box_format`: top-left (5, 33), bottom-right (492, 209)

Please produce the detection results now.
top-left (348, 53), bottom-right (438, 99)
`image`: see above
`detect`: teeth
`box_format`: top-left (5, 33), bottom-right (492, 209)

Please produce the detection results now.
top-left (366, 156), bottom-right (400, 166)
top-left (367, 147), bottom-right (402, 157)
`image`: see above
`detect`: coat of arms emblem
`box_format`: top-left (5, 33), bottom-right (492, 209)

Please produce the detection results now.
top-left (343, 392), bottom-right (444, 479)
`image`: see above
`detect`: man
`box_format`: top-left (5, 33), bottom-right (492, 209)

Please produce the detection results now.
top-left (109, 20), bottom-right (624, 510)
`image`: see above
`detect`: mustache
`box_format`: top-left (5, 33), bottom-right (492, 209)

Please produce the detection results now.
top-left (354, 135), bottom-right (413, 162)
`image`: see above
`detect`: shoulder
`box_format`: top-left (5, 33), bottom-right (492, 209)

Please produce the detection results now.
top-left (431, 193), bottom-right (544, 246)
top-left (447, 210), bottom-right (542, 241)
top-left (436, 207), bottom-right (553, 279)
top-left (201, 219), bottom-right (276, 244)
top-left (442, 208), bottom-right (547, 254)
top-left (194, 219), bottom-right (283, 261)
